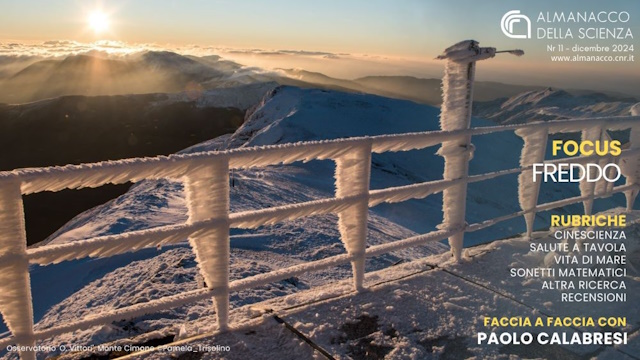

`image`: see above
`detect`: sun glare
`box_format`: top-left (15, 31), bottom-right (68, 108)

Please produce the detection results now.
top-left (88, 11), bottom-right (109, 33)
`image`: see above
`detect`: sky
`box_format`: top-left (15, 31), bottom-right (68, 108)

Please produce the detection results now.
top-left (1, 0), bottom-right (639, 95)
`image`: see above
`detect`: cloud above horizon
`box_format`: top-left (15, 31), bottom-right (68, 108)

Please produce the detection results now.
top-left (0, 40), bottom-right (151, 58)
top-left (0, 40), bottom-right (353, 59)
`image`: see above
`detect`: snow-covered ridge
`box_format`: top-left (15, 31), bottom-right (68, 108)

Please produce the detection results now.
top-left (474, 87), bottom-right (638, 125)
top-left (153, 82), bottom-right (278, 111)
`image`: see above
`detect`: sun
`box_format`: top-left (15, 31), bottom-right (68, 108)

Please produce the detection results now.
top-left (88, 11), bottom-right (109, 33)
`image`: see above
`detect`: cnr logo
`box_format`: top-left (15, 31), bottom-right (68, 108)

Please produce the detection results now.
top-left (501, 10), bottom-right (531, 39)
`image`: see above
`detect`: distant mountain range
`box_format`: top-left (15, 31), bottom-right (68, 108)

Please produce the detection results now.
top-left (473, 87), bottom-right (638, 124)
top-left (0, 52), bottom-right (242, 103)
top-left (2, 51), bottom-right (635, 106)
top-left (276, 69), bottom-right (553, 105)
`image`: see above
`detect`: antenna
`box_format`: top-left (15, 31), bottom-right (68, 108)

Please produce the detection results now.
top-left (495, 49), bottom-right (525, 56)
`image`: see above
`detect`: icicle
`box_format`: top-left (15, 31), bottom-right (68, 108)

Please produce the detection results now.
top-left (515, 127), bottom-right (548, 239)
top-left (0, 181), bottom-right (36, 360)
top-left (594, 130), bottom-right (616, 197)
top-left (195, 274), bottom-right (205, 289)
top-left (577, 126), bottom-right (604, 215)
top-left (621, 106), bottom-right (640, 210)
top-left (334, 142), bottom-right (372, 292)
top-left (184, 158), bottom-right (230, 331)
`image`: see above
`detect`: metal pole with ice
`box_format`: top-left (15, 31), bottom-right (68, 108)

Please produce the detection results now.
top-left (436, 40), bottom-right (520, 261)
top-left (622, 104), bottom-right (640, 210)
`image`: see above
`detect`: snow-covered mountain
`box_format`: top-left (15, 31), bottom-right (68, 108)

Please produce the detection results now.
top-left (0, 51), bottom-right (248, 103)
top-left (473, 87), bottom-right (638, 124)
top-left (43, 85), bottom-right (581, 248)
top-left (0, 82), bottom-right (279, 246)
top-left (6, 86), bottom-right (631, 357)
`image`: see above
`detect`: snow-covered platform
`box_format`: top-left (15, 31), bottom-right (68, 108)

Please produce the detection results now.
top-left (112, 210), bottom-right (640, 360)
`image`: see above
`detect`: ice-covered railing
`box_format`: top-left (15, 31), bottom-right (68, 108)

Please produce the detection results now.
top-left (0, 41), bottom-right (638, 359)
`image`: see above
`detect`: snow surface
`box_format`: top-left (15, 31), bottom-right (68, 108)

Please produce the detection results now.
top-left (154, 82), bottom-right (278, 111)
top-left (109, 209), bottom-right (640, 360)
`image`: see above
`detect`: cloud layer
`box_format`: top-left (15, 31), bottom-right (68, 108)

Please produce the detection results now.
top-left (2, 40), bottom-right (636, 97)
top-left (0, 40), bottom-right (442, 80)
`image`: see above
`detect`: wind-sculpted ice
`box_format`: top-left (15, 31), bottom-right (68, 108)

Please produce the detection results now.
top-left (334, 142), bottom-right (372, 291)
top-left (515, 127), bottom-right (548, 239)
top-left (436, 40), bottom-right (495, 261)
top-left (621, 104), bottom-right (640, 210)
top-left (184, 159), bottom-right (230, 331)
top-left (0, 183), bottom-right (36, 360)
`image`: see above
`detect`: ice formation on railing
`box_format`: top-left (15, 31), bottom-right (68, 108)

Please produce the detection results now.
top-left (184, 158), bottom-right (230, 331)
top-left (579, 126), bottom-right (605, 215)
top-left (515, 127), bottom-right (548, 239)
top-left (576, 126), bottom-right (624, 213)
top-left (334, 142), bottom-right (372, 291)
top-left (621, 105), bottom-right (640, 210)
top-left (593, 130), bottom-right (618, 198)
top-left (368, 178), bottom-right (464, 207)
top-left (229, 194), bottom-right (364, 229)
top-left (25, 220), bottom-right (223, 265)
top-left (436, 40), bottom-right (495, 261)
top-left (0, 182), bottom-right (36, 360)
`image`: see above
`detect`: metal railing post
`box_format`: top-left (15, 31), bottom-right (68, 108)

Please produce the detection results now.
top-left (184, 158), bottom-right (231, 331)
top-left (0, 181), bottom-right (36, 360)
top-left (622, 124), bottom-right (640, 210)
